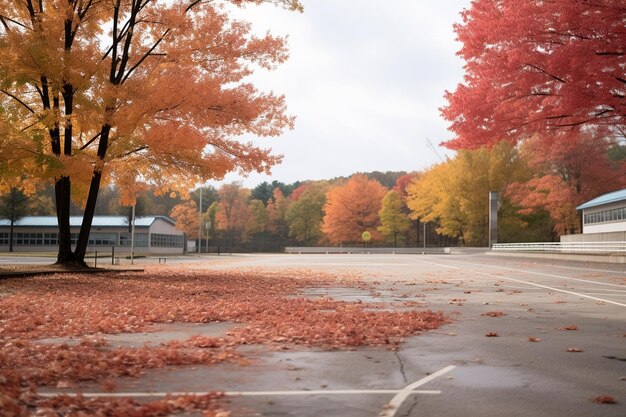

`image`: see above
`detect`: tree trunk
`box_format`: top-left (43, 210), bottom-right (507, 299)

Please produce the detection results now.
top-left (72, 171), bottom-right (103, 265)
top-left (55, 177), bottom-right (77, 264)
top-left (73, 126), bottom-right (111, 265)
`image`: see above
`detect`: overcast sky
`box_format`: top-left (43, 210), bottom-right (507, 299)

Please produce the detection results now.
top-left (212, 0), bottom-right (472, 188)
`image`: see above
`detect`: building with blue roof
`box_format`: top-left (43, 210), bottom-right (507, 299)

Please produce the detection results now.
top-left (0, 215), bottom-right (185, 255)
top-left (559, 188), bottom-right (626, 245)
top-left (575, 188), bottom-right (626, 235)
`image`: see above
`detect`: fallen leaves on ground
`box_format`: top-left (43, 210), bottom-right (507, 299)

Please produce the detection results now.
top-left (528, 337), bottom-right (541, 342)
top-left (481, 311), bottom-right (506, 317)
top-left (485, 332), bottom-right (499, 337)
top-left (591, 395), bottom-right (617, 404)
top-left (0, 267), bottom-right (449, 416)
top-left (566, 347), bottom-right (584, 352)
top-left (559, 324), bottom-right (578, 331)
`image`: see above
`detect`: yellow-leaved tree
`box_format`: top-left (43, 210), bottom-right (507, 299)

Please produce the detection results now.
top-left (406, 142), bottom-right (538, 246)
top-left (0, 0), bottom-right (301, 265)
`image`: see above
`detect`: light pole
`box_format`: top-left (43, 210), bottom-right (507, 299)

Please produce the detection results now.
top-left (206, 220), bottom-right (210, 254)
top-left (198, 187), bottom-right (202, 254)
top-left (130, 203), bottom-right (136, 265)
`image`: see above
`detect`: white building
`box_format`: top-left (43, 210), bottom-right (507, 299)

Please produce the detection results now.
top-left (577, 189), bottom-right (626, 234)
top-left (559, 189), bottom-right (626, 244)
top-left (0, 216), bottom-right (185, 255)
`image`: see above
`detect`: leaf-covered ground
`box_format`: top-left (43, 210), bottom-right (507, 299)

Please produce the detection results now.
top-left (0, 267), bottom-right (448, 416)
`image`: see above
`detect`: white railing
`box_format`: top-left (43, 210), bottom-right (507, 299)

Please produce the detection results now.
top-left (492, 241), bottom-right (626, 254)
top-left (285, 247), bottom-right (451, 254)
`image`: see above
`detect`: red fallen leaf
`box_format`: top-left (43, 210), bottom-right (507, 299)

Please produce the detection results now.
top-left (485, 332), bottom-right (498, 337)
top-left (481, 311), bottom-right (506, 317)
top-left (566, 347), bottom-right (584, 352)
top-left (591, 395), bottom-right (617, 404)
top-left (528, 337), bottom-right (541, 342)
top-left (559, 324), bottom-right (578, 331)
top-left (100, 379), bottom-right (117, 392)
top-left (55, 380), bottom-right (73, 388)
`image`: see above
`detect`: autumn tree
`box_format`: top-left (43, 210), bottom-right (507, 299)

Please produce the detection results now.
top-left (407, 142), bottom-right (540, 246)
top-left (246, 198), bottom-right (268, 243)
top-left (322, 174), bottom-right (387, 245)
top-left (216, 182), bottom-right (251, 251)
top-left (0, 0), bottom-right (300, 266)
top-left (506, 129), bottom-right (626, 235)
top-left (204, 201), bottom-right (219, 246)
top-left (285, 182), bottom-right (327, 245)
top-left (0, 187), bottom-right (28, 251)
top-left (169, 201), bottom-right (200, 241)
top-left (378, 190), bottom-right (411, 247)
top-left (266, 187), bottom-right (290, 243)
top-left (442, 0), bottom-right (625, 149)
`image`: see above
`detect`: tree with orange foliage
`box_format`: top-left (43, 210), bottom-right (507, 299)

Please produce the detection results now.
top-left (216, 183), bottom-right (251, 251)
top-left (322, 175), bottom-right (387, 245)
top-left (442, 0), bottom-right (624, 150)
top-left (169, 201), bottom-right (200, 240)
top-left (266, 187), bottom-right (290, 241)
top-left (0, 0), bottom-right (300, 265)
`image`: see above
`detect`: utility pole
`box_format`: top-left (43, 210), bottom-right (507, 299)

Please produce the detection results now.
top-left (198, 187), bottom-right (202, 254)
top-left (488, 191), bottom-right (499, 248)
top-left (130, 203), bottom-right (135, 265)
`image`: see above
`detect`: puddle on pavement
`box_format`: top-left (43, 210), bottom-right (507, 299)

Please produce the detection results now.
top-left (299, 287), bottom-right (393, 303)
top-left (451, 365), bottom-right (528, 389)
top-left (36, 321), bottom-right (237, 348)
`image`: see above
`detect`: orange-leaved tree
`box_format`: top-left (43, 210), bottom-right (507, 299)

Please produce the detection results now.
top-left (216, 182), bottom-right (251, 251)
top-left (169, 201), bottom-right (200, 241)
top-left (321, 174), bottom-right (387, 245)
top-left (0, 0), bottom-right (301, 265)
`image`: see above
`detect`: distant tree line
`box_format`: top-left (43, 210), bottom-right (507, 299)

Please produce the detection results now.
top-left (2, 130), bottom-right (625, 251)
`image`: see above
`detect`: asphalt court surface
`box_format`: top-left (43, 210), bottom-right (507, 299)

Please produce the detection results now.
top-left (32, 253), bottom-right (626, 416)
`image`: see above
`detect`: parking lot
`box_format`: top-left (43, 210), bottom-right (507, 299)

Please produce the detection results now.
top-left (3, 252), bottom-right (625, 416)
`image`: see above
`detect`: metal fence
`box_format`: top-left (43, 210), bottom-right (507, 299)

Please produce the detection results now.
top-left (492, 242), bottom-right (626, 254)
top-left (285, 247), bottom-right (451, 255)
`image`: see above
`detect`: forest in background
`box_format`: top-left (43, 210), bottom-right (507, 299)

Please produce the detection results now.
top-left (3, 130), bottom-right (625, 251)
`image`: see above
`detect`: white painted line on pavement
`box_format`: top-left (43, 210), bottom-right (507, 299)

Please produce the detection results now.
top-left (380, 365), bottom-right (456, 417)
top-left (422, 260), bottom-right (626, 308)
top-left (447, 259), bottom-right (625, 288)
top-left (38, 389), bottom-right (442, 398)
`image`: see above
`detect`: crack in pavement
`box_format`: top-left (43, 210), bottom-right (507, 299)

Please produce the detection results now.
top-left (394, 350), bottom-right (408, 383)
top-left (399, 396), bottom-right (419, 417)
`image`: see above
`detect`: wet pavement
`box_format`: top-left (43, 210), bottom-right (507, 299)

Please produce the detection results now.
top-left (36, 253), bottom-right (626, 416)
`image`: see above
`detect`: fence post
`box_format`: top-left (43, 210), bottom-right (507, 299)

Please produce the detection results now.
top-left (94, 251), bottom-right (98, 268)
top-left (111, 246), bottom-right (115, 265)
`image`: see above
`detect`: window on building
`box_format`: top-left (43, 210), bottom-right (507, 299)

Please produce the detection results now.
top-left (88, 233), bottom-right (117, 246)
top-left (14, 232), bottom-right (44, 245)
top-left (584, 207), bottom-right (626, 225)
top-left (119, 233), bottom-right (149, 247)
top-left (150, 233), bottom-right (183, 247)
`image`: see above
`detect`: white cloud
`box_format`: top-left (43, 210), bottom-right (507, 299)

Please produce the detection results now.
top-left (212, 0), bottom-right (471, 188)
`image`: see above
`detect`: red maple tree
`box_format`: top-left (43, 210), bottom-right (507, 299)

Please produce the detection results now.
top-left (506, 129), bottom-right (626, 235)
top-left (442, 0), bottom-right (625, 149)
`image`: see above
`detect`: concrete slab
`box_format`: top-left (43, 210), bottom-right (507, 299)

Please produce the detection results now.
top-left (19, 254), bottom-right (626, 416)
